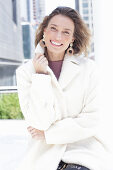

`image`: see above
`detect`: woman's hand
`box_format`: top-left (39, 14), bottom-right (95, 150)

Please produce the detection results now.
top-left (27, 126), bottom-right (45, 140)
top-left (33, 53), bottom-right (48, 74)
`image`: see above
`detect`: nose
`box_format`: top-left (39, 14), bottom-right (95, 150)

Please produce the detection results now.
top-left (56, 32), bottom-right (62, 40)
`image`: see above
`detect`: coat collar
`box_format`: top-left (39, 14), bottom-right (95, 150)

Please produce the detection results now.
top-left (58, 54), bottom-right (81, 89)
top-left (47, 54), bottom-right (81, 90)
top-left (35, 43), bottom-right (81, 90)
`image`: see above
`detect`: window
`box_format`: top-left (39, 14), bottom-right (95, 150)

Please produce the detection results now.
top-left (0, 63), bottom-right (18, 86)
top-left (83, 16), bottom-right (89, 21)
top-left (12, 0), bottom-right (17, 24)
top-left (83, 9), bottom-right (89, 14)
top-left (82, 3), bottom-right (88, 8)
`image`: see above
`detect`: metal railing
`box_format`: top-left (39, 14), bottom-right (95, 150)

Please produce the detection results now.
top-left (0, 86), bottom-right (17, 94)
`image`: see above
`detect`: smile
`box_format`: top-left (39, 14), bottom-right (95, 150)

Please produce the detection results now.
top-left (50, 40), bottom-right (63, 47)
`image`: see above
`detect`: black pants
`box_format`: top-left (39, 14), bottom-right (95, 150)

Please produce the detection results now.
top-left (57, 161), bottom-right (90, 170)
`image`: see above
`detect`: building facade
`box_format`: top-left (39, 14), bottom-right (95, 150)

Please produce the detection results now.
top-left (32, 0), bottom-right (45, 24)
top-left (75, 0), bottom-right (94, 59)
top-left (20, 0), bottom-right (45, 60)
top-left (0, 0), bottom-right (24, 86)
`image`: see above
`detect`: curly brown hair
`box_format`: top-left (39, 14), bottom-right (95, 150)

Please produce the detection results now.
top-left (35, 6), bottom-right (91, 56)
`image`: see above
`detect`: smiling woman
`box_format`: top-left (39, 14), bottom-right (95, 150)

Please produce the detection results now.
top-left (35, 7), bottom-right (91, 59)
top-left (16, 6), bottom-right (111, 170)
top-left (43, 14), bottom-right (75, 61)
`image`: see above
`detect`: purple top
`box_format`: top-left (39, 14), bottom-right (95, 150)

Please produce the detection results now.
top-left (48, 60), bottom-right (63, 80)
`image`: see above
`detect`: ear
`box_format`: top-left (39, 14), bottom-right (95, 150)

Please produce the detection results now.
top-left (72, 37), bottom-right (75, 43)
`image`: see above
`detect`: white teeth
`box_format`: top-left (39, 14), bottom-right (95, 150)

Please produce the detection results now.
top-left (51, 41), bottom-right (62, 46)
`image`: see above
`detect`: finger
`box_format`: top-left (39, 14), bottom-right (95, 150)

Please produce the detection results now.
top-left (43, 58), bottom-right (48, 64)
top-left (27, 127), bottom-right (35, 133)
top-left (29, 129), bottom-right (37, 134)
top-left (27, 126), bottom-right (33, 131)
top-left (35, 53), bottom-right (43, 58)
top-left (39, 56), bottom-right (48, 63)
top-left (37, 55), bottom-right (46, 62)
top-left (32, 134), bottom-right (40, 140)
top-left (27, 126), bottom-right (31, 129)
top-left (31, 129), bottom-right (41, 136)
top-left (39, 58), bottom-right (48, 64)
top-left (43, 60), bottom-right (48, 65)
top-left (32, 134), bottom-right (43, 139)
top-left (31, 132), bottom-right (40, 137)
top-left (34, 53), bottom-right (43, 61)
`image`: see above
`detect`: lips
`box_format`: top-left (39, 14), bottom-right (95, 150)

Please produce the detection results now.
top-left (50, 40), bottom-right (63, 47)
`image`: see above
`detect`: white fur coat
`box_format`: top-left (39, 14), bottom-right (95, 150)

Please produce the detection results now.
top-left (16, 44), bottom-right (111, 170)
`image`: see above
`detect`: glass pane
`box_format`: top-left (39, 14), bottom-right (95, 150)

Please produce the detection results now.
top-left (83, 9), bottom-right (89, 14)
top-left (0, 64), bottom-right (18, 86)
top-left (12, 0), bottom-right (17, 24)
top-left (83, 16), bottom-right (89, 20)
top-left (82, 3), bottom-right (88, 8)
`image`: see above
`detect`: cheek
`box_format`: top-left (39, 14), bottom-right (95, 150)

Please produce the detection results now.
top-left (45, 30), bottom-right (54, 40)
top-left (64, 37), bottom-right (71, 42)
top-left (63, 37), bottom-right (72, 46)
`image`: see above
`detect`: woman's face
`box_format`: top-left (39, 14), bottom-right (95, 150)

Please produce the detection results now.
top-left (44, 14), bottom-right (75, 56)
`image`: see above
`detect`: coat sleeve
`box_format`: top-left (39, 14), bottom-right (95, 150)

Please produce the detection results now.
top-left (16, 60), bottom-right (60, 130)
top-left (44, 62), bottom-right (100, 144)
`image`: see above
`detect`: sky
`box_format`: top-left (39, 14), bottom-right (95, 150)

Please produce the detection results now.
top-left (45, 0), bottom-right (75, 15)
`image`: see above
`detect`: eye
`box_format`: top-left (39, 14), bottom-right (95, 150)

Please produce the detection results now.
top-left (63, 31), bottom-right (70, 35)
top-left (50, 27), bottom-right (57, 31)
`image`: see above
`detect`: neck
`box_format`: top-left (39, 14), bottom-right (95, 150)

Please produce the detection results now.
top-left (46, 50), bottom-right (65, 61)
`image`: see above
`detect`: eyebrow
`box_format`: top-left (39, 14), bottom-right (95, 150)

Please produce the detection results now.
top-left (50, 24), bottom-right (72, 32)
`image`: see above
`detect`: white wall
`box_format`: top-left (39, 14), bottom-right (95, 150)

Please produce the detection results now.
top-left (93, 0), bottom-right (113, 151)
top-left (20, 0), bottom-right (28, 21)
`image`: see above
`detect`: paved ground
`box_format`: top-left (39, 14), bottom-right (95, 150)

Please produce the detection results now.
top-left (0, 120), bottom-right (28, 170)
